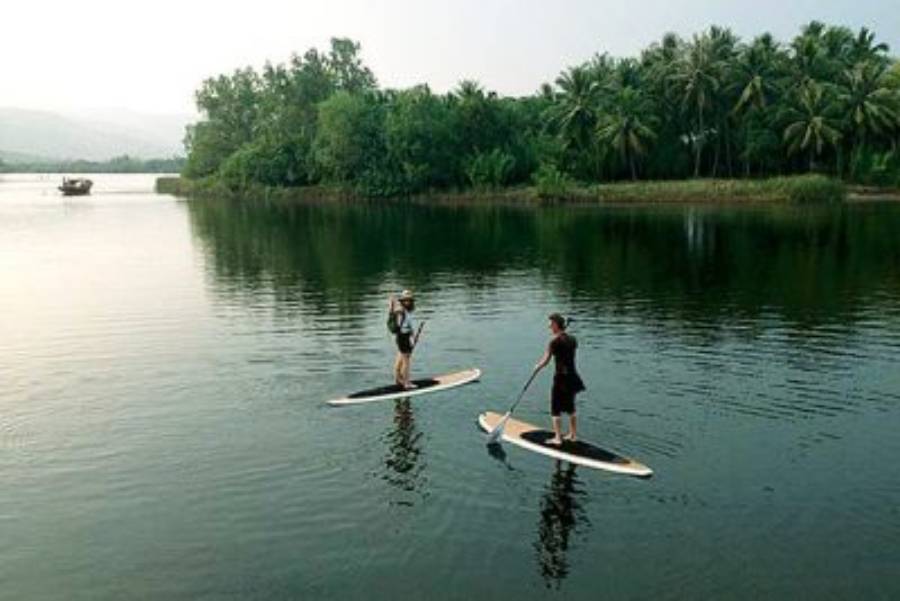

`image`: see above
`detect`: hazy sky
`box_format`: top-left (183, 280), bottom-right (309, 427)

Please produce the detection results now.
top-left (3, 0), bottom-right (898, 115)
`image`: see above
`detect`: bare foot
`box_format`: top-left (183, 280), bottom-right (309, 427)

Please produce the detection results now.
top-left (564, 433), bottom-right (577, 443)
top-left (546, 437), bottom-right (563, 446)
top-left (403, 383), bottom-right (418, 390)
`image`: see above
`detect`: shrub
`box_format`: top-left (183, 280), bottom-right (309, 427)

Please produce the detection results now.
top-left (532, 163), bottom-right (573, 199)
top-left (778, 174), bottom-right (846, 203)
top-left (465, 149), bottom-right (516, 190)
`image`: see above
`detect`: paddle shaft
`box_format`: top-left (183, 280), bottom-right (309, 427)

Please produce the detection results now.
top-left (411, 321), bottom-right (425, 353)
top-left (507, 368), bottom-right (540, 414)
top-left (485, 369), bottom-right (541, 443)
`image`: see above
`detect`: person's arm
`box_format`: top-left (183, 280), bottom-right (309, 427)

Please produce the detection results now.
top-left (534, 347), bottom-right (551, 373)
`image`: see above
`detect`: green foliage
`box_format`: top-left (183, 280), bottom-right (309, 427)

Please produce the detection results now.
top-left (588, 175), bottom-right (844, 203)
top-left (313, 92), bottom-right (387, 185)
top-left (776, 174), bottom-right (846, 203)
top-left (596, 86), bottom-right (658, 180)
top-left (1, 155), bottom-right (185, 174)
top-left (384, 85), bottom-right (457, 192)
top-left (532, 163), bottom-right (573, 199)
top-left (850, 149), bottom-right (900, 186)
top-left (465, 149), bottom-right (516, 190)
top-left (185, 38), bottom-right (376, 186)
top-left (181, 25), bottom-right (900, 196)
top-left (781, 81), bottom-right (843, 170)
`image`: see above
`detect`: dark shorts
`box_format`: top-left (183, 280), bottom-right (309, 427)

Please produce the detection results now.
top-left (550, 373), bottom-right (584, 416)
top-left (396, 333), bottom-right (413, 354)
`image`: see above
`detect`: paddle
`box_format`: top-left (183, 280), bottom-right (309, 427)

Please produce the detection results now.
top-left (485, 368), bottom-right (540, 445)
top-left (411, 321), bottom-right (425, 353)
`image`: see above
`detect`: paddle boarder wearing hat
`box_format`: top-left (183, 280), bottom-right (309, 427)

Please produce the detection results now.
top-left (389, 290), bottom-right (419, 389)
top-left (533, 313), bottom-right (585, 445)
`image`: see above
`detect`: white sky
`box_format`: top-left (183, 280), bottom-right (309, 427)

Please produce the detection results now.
top-left (2, 0), bottom-right (898, 115)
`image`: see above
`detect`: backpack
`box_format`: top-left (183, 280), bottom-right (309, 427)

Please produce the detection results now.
top-left (387, 309), bottom-right (401, 335)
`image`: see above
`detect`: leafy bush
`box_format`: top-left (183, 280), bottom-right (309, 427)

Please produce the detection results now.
top-left (854, 150), bottom-right (900, 187)
top-left (354, 169), bottom-right (407, 198)
top-left (532, 163), bottom-right (573, 199)
top-left (777, 174), bottom-right (846, 203)
top-left (465, 149), bottom-right (516, 189)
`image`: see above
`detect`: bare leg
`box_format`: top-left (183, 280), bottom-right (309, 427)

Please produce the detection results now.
top-left (394, 353), bottom-right (404, 385)
top-left (565, 414), bottom-right (577, 442)
top-left (401, 354), bottom-right (415, 388)
top-left (548, 416), bottom-right (563, 445)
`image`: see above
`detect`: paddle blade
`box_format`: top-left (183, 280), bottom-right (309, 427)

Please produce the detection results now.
top-left (485, 412), bottom-right (510, 444)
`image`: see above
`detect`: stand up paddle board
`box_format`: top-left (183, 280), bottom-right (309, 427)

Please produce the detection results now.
top-left (478, 411), bottom-right (653, 477)
top-left (328, 368), bottom-right (481, 406)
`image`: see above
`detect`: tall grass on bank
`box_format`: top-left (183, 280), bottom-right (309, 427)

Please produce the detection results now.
top-left (584, 175), bottom-right (846, 204)
top-left (158, 174), bottom-right (847, 204)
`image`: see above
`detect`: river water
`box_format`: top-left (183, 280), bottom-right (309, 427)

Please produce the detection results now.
top-left (1, 174), bottom-right (899, 600)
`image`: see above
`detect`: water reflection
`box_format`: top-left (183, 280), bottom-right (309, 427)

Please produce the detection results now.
top-left (381, 399), bottom-right (427, 506)
top-left (185, 198), bottom-right (900, 329)
top-left (534, 462), bottom-right (591, 589)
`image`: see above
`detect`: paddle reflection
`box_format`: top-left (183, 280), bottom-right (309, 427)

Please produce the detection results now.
top-left (534, 461), bottom-right (591, 589)
top-left (381, 398), bottom-right (427, 506)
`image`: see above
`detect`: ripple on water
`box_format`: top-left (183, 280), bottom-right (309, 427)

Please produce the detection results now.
top-left (4, 182), bottom-right (900, 599)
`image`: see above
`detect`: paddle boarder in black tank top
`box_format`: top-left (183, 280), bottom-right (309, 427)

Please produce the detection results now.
top-left (533, 313), bottom-right (585, 446)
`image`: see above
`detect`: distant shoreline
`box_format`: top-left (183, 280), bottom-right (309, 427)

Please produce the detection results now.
top-left (152, 175), bottom-right (900, 205)
top-left (0, 156), bottom-right (186, 175)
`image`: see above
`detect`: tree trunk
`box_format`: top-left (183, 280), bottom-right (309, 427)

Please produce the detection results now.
top-left (836, 144), bottom-right (844, 179)
top-left (630, 152), bottom-right (637, 181)
top-left (744, 127), bottom-right (751, 177)
top-left (712, 140), bottom-right (720, 178)
top-left (725, 119), bottom-right (734, 177)
top-left (694, 112), bottom-right (703, 178)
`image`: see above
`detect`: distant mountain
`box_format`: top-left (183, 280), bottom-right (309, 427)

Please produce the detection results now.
top-left (0, 148), bottom-right (51, 164)
top-left (0, 108), bottom-right (194, 162)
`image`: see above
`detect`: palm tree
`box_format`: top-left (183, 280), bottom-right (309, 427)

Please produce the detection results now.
top-left (707, 27), bottom-right (740, 175)
top-left (782, 81), bottom-right (842, 171)
top-left (728, 34), bottom-right (787, 175)
top-left (791, 21), bottom-right (830, 84)
top-left (838, 62), bottom-right (900, 175)
top-left (731, 34), bottom-right (784, 114)
top-left (671, 33), bottom-right (725, 176)
top-left (596, 86), bottom-right (658, 180)
top-left (642, 32), bottom-right (682, 95)
top-left (850, 27), bottom-right (890, 66)
top-left (548, 66), bottom-right (599, 154)
top-left (821, 26), bottom-right (855, 68)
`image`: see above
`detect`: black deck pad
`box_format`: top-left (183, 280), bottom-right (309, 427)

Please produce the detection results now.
top-left (347, 378), bottom-right (441, 399)
top-left (520, 430), bottom-right (628, 465)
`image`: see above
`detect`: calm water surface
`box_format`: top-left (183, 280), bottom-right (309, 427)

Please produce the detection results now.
top-left (2, 174), bottom-right (899, 600)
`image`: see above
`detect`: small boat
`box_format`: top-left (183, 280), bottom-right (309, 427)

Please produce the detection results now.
top-left (59, 178), bottom-right (93, 196)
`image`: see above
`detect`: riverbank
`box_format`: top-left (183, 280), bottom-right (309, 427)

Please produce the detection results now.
top-left (156, 174), bottom-right (864, 205)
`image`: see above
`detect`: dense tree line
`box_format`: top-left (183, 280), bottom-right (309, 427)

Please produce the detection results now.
top-left (0, 155), bottom-right (185, 174)
top-left (183, 24), bottom-right (900, 196)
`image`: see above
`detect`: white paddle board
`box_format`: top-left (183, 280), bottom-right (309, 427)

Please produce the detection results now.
top-left (328, 368), bottom-right (481, 406)
top-left (478, 411), bottom-right (652, 477)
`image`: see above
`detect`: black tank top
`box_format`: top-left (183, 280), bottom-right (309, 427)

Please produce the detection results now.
top-left (549, 333), bottom-right (578, 376)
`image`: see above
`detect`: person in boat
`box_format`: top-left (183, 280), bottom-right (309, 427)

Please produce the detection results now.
top-left (389, 290), bottom-right (418, 389)
top-left (533, 313), bottom-right (585, 445)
